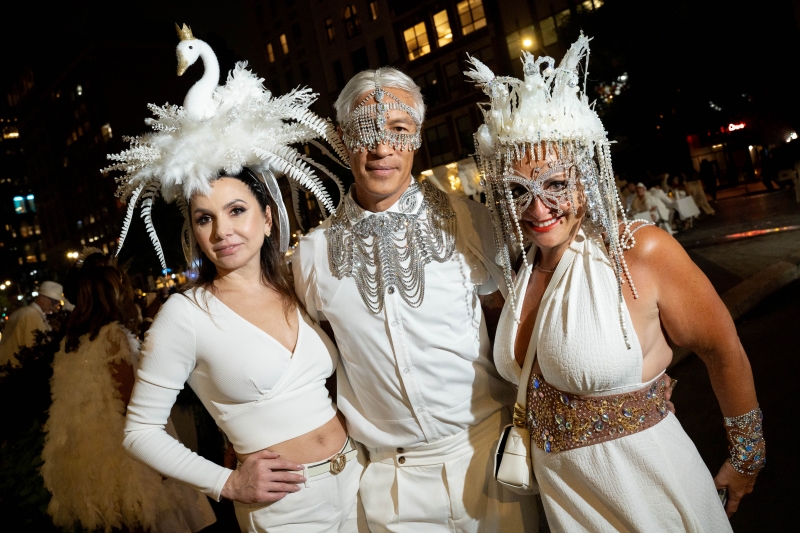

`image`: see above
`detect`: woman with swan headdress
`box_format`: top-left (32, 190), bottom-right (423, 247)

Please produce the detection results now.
top-left (469, 34), bottom-right (763, 531)
top-left (107, 24), bottom-right (363, 532)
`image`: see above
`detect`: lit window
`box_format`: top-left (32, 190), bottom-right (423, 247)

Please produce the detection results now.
top-left (26, 194), bottom-right (36, 212)
top-left (540, 16), bottom-right (558, 46)
top-left (325, 18), bottom-right (336, 43)
top-left (433, 10), bottom-right (453, 47)
top-left (34, 224), bottom-right (40, 235)
top-left (267, 43), bottom-right (275, 63)
top-left (101, 123), bottom-right (112, 141)
top-left (404, 22), bottom-right (430, 61)
top-left (369, 1), bottom-right (378, 20)
top-left (457, 0), bottom-right (486, 36)
top-left (2, 126), bottom-right (19, 139)
top-left (343, 5), bottom-right (362, 38)
top-left (582, 0), bottom-right (604, 10)
top-left (13, 196), bottom-right (26, 214)
top-left (280, 34), bottom-right (289, 54)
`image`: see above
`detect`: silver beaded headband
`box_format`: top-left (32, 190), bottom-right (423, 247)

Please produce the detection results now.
top-left (341, 71), bottom-right (422, 152)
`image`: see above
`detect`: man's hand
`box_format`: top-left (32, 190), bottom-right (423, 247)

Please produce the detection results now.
top-left (220, 449), bottom-right (306, 503)
top-left (714, 460), bottom-right (757, 517)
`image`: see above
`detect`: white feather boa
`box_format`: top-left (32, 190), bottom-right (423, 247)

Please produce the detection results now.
top-left (41, 324), bottom-right (211, 532)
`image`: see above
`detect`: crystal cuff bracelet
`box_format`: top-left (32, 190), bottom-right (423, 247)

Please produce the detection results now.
top-left (724, 407), bottom-right (765, 475)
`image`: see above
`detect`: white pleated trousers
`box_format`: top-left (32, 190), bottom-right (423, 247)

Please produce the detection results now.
top-left (233, 443), bottom-right (367, 533)
top-left (359, 409), bottom-right (539, 533)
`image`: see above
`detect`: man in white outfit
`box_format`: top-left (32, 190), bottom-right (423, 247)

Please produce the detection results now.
top-left (0, 281), bottom-right (62, 366)
top-left (293, 69), bottom-right (538, 532)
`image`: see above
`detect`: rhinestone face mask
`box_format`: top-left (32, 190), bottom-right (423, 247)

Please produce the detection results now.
top-left (504, 159), bottom-right (578, 217)
top-left (341, 73), bottom-right (422, 153)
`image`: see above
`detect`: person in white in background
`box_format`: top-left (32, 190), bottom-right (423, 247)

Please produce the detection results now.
top-left (647, 183), bottom-right (677, 234)
top-left (293, 68), bottom-right (538, 533)
top-left (631, 183), bottom-right (674, 234)
top-left (0, 281), bottom-right (62, 366)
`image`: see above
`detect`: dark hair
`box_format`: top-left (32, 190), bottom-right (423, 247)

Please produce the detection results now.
top-left (183, 168), bottom-right (298, 319)
top-left (64, 265), bottom-right (138, 353)
top-left (63, 252), bottom-right (109, 303)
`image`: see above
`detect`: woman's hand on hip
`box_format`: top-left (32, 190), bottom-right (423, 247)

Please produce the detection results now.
top-left (221, 449), bottom-right (306, 503)
top-left (714, 460), bottom-right (757, 517)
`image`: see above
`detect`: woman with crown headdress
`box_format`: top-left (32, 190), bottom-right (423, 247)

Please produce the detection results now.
top-left (106, 25), bottom-right (364, 532)
top-left (466, 35), bottom-right (762, 531)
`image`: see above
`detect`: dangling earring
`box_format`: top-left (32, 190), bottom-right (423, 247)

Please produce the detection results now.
top-left (265, 228), bottom-right (271, 238)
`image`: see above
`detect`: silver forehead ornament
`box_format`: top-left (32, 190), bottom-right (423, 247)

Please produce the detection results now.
top-left (341, 72), bottom-right (422, 153)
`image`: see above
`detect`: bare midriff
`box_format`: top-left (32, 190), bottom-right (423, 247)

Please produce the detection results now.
top-left (235, 410), bottom-right (347, 465)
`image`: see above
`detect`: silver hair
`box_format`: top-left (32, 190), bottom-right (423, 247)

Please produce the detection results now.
top-left (334, 67), bottom-right (426, 126)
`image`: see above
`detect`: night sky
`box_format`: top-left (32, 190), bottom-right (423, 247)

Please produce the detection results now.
top-left (1, 0), bottom-right (266, 94)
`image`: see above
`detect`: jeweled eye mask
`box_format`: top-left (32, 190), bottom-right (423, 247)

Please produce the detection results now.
top-left (341, 79), bottom-right (422, 153)
top-left (504, 160), bottom-right (578, 216)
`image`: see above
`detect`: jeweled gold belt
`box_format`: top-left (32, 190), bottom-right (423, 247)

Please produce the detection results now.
top-left (527, 374), bottom-right (669, 453)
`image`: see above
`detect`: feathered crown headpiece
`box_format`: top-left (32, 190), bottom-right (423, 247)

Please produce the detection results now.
top-left (465, 34), bottom-right (641, 346)
top-left (465, 33), bottom-right (606, 156)
top-left (104, 26), bottom-right (346, 270)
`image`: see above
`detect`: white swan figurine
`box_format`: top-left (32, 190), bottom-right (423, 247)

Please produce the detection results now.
top-left (175, 23), bottom-right (220, 121)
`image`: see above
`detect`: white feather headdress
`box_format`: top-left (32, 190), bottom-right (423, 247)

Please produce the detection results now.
top-left (465, 34), bottom-right (639, 347)
top-left (104, 28), bottom-right (345, 269)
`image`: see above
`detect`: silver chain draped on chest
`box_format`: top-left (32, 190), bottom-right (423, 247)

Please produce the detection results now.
top-left (327, 181), bottom-right (457, 314)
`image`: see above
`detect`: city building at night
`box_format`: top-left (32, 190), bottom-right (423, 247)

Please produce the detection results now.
top-left (1, 74), bottom-right (46, 304)
top-left (245, 0), bottom-right (604, 199)
top-left (6, 43), bottom-right (188, 285)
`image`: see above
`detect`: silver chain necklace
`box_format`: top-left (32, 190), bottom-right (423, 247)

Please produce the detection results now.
top-left (327, 180), bottom-right (457, 314)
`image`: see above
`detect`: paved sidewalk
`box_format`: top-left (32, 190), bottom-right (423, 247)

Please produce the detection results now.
top-left (671, 187), bottom-right (800, 365)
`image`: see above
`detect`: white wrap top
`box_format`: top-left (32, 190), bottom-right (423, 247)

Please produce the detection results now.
top-left (124, 288), bottom-right (339, 500)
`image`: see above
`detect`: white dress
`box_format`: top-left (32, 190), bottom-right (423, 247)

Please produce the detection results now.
top-left (494, 228), bottom-right (731, 532)
top-left (42, 323), bottom-right (216, 533)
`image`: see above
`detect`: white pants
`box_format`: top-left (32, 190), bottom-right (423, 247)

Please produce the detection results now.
top-left (359, 409), bottom-right (539, 533)
top-left (233, 441), bottom-right (366, 532)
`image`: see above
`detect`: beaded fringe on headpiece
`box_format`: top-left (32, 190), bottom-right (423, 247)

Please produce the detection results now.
top-left (465, 33), bottom-right (642, 348)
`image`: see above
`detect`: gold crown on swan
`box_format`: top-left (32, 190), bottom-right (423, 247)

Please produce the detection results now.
top-left (175, 23), bottom-right (195, 41)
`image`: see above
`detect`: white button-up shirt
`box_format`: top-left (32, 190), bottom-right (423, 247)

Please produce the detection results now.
top-left (293, 184), bottom-right (514, 448)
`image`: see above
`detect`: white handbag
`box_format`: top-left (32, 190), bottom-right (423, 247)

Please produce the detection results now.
top-left (494, 341), bottom-right (539, 495)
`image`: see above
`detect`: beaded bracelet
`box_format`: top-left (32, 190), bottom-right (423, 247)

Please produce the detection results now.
top-left (724, 407), bottom-right (765, 475)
